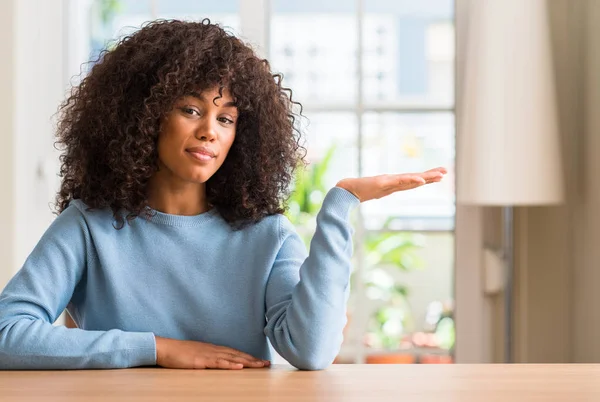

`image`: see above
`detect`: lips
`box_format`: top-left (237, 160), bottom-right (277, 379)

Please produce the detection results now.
top-left (185, 146), bottom-right (216, 162)
top-left (186, 146), bottom-right (215, 157)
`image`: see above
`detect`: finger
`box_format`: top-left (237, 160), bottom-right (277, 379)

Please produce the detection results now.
top-left (425, 166), bottom-right (448, 175)
top-left (379, 175), bottom-right (424, 194)
top-left (399, 176), bottom-right (426, 189)
top-left (216, 346), bottom-right (267, 364)
top-left (419, 171), bottom-right (445, 183)
top-left (378, 176), bottom-right (425, 197)
top-left (377, 174), bottom-right (423, 187)
top-left (374, 175), bottom-right (423, 198)
top-left (424, 175), bottom-right (444, 183)
top-left (213, 358), bottom-right (243, 370)
top-left (396, 181), bottom-right (428, 191)
top-left (395, 175), bottom-right (426, 186)
top-left (221, 353), bottom-right (266, 368)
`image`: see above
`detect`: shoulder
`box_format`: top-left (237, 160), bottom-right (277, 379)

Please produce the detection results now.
top-left (66, 199), bottom-right (90, 217)
top-left (235, 213), bottom-right (297, 246)
top-left (262, 214), bottom-right (303, 249)
top-left (60, 199), bottom-right (117, 231)
top-left (247, 213), bottom-right (286, 237)
top-left (67, 199), bottom-right (112, 218)
top-left (35, 200), bottom-right (95, 245)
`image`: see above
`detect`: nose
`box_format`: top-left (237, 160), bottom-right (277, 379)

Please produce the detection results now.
top-left (195, 117), bottom-right (217, 142)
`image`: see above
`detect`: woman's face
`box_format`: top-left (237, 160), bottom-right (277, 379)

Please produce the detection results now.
top-left (156, 87), bottom-right (238, 184)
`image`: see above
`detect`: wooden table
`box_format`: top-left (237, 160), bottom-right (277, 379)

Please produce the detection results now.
top-left (1, 364), bottom-right (600, 401)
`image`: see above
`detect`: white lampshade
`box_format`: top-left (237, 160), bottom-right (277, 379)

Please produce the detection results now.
top-left (457, 0), bottom-right (565, 206)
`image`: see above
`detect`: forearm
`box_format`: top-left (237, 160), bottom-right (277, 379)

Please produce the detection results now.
top-left (265, 275), bottom-right (350, 370)
top-left (0, 317), bottom-right (156, 369)
top-left (265, 188), bottom-right (358, 370)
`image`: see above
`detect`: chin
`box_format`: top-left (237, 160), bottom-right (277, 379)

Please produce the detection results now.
top-left (186, 175), bottom-right (212, 184)
top-left (185, 169), bottom-right (217, 183)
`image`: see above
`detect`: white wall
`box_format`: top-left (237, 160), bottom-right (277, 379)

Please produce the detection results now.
top-left (0, 0), bottom-right (16, 289)
top-left (0, 0), bottom-right (65, 289)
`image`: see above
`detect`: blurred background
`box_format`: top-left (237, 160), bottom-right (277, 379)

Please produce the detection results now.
top-left (0, 0), bottom-right (598, 365)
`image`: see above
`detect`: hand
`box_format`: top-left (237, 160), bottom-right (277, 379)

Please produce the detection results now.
top-left (336, 167), bottom-right (447, 203)
top-left (155, 336), bottom-right (270, 369)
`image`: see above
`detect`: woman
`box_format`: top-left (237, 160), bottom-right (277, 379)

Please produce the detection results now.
top-left (0, 19), bottom-right (445, 370)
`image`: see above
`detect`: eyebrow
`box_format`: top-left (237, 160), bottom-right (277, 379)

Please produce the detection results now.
top-left (188, 91), bottom-right (237, 108)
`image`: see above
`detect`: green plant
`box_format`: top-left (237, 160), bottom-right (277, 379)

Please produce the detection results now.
top-left (286, 145), bottom-right (337, 247)
top-left (363, 230), bottom-right (425, 350)
top-left (424, 300), bottom-right (455, 351)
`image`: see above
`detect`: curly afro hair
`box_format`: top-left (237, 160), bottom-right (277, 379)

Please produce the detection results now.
top-left (55, 19), bottom-right (306, 229)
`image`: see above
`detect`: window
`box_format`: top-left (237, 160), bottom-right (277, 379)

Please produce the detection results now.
top-left (67, 0), bottom-right (455, 364)
top-left (271, 0), bottom-right (455, 364)
top-left (66, 0), bottom-right (240, 80)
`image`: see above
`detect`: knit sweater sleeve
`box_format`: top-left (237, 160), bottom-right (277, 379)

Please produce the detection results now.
top-left (264, 187), bottom-right (360, 370)
top-left (0, 205), bottom-right (156, 369)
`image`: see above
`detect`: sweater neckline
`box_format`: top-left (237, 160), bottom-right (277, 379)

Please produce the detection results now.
top-left (146, 207), bottom-right (219, 228)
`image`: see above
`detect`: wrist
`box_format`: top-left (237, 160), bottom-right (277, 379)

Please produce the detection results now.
top-left (336, 179), bottom-right (360, 201)
top-left (155, 336), bottom-right (167, 366)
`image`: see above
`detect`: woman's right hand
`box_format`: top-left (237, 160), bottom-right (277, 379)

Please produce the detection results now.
top-left (336, 167), bottom-right (447, 203)
top-left (155, 336), bottom-right (270, 369)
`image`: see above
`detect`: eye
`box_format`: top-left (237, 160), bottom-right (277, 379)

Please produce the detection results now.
top-left (218, 117), bottom-right (235, 125)
top-left (180, 107), bottom-right (200, 117)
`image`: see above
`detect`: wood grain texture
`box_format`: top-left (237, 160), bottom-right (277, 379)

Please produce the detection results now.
top-left (2, 364), bottom-right (600, 402)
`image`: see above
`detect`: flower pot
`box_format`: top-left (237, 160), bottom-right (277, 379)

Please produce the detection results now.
top-left (365, 353), bottom-right (415, 364)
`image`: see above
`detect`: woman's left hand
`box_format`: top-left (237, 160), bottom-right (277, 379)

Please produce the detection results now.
top-left (336, 167), bottom-right (447, 203)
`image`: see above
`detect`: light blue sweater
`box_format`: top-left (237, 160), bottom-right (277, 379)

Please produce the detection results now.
top-left (0, 187), bottom-right (359, 370)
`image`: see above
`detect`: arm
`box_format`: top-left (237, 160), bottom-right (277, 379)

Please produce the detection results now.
top-left (264, 168), bottom-right (447, 370)
top-left (0, 205), bottom-right (155, 369)
top-left (264, 187), bottom-right (359, 370)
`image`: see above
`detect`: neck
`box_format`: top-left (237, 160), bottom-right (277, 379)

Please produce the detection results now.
top-left (147, 171), bottom-right (209, 216)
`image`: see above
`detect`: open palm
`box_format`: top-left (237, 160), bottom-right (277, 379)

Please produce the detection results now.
top-left (336, 167), bottom-right (447, 203)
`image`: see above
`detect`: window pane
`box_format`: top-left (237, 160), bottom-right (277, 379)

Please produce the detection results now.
top-left (361, 112), bottom-right (455, 231)
top-left (362, 0), bottom-right (454, 106)
top-left (304, 113), bottom-right (359, 188)
top-left (156, 0), bottom-right (238, 19)
top-left (72, 0), bottom-right (239, 77)
top-left (362, 231), bottom-right (454, 363)
top-left (287, 113), bottom-right (358, 243)
top-left (270, 0), bottom-right (357, 106)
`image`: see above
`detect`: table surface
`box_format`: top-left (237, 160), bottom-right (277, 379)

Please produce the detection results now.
top-left (2, 364), bottom-right (600, 402)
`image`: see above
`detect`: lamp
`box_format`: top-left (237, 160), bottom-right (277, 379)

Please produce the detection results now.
top-left (457, 0), bottom-right (564, 363)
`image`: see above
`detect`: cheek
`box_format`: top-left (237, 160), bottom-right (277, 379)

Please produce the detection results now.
top-left (156, 132), bottom-right (183, 168)
top-left (217, 131), bottom-right (236, 160)
top-left (156, 135), bottom-right (171, 162)
top-left (224, 129), bottom-right (237, 151)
